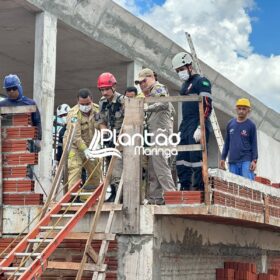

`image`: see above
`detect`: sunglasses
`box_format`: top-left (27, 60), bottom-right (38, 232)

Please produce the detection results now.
top-left (6, 86), bottom-right (18, 92)
top-left (135, 78), bottom-right (147, 85)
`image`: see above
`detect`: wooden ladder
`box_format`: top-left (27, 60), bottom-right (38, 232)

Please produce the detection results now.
top-left (0, 180), bottom-right (104, 279)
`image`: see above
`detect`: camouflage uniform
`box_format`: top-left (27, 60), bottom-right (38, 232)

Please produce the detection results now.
top-left (64, 103), bottom-right (102, 189)
top-left (97, 92), bottom-right (125, 186)
top-left (145, 82), bottom-right (176, 204)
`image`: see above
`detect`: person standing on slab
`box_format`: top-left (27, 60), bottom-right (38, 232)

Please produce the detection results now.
top-left (220, 98), bottom-right (258, 180)
top-left (135, 68), bottom-right (176, 205)
top-left (64, 88), bottom-right (102, 201)
top-left (171, 52), bottom-right (212, 191)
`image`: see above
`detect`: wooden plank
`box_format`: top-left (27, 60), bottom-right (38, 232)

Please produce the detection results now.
top-left (87, 246), bottom-right (99, 263)
top-left (122, 98), bottom-right (143, 234)
top-left (145, 95), bottom-right (200, 103)
top-left (198, 100), bottom-right (210, 206)
top-left (45, 232), bottom-right (116, 241)
top-left (92, 176), bottom-right (124, 280)
top-left (47, 261), bottom-right (106, 272)
top-left (57, 203), bottom-right (123, 212)
top-left (76, 125), bottom-right (126, 279)
top-left (0, 105), bottom-right (36, 115)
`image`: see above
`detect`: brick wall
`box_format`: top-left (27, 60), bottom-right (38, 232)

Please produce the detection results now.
top-left (211, 177), bottom-right (280, 219)
top-left (1, 113), bottom-right (43, 206)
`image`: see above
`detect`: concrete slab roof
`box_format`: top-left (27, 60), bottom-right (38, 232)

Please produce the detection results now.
top-left (0, 0), bottom-right (279, 141)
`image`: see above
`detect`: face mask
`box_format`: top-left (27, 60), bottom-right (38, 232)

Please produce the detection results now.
top-left (79, 104), bottom-right (91, 113)
top-left (61, 116), bottom-right (67, 124)
top-left (178, 70), bottom-right (190, 81)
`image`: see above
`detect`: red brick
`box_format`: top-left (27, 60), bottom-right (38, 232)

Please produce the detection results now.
top-left (3, 180), bottom-right (34, 192)
top-left (3, 166), bottom-right (29, 178)
top-left (255, 177), bottom-right (271, 186)
top-left (3, 153), bottom-right (38, 165)
top-left (2, 140), bottom-right (28, 152)
top-left (2, 127), bottom-right (37, 139)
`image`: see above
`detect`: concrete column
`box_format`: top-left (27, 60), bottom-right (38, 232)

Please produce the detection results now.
top-left (126, 61), bottom-right (142, 91)
top-left (118, 235), bottom-right (161, 280)
top-left (33, 11), bottom-right (57, 196)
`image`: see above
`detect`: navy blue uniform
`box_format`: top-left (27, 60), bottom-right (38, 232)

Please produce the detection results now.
top-left (176, 74), bottom-right (212, 190)
top-left (0, 97), bottom-right (42, 140)
top-left (221, 118), bottom-right (258, 163)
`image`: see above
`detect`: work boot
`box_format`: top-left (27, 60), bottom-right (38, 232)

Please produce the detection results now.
top-left (105, 185), bottom-right (116, 202)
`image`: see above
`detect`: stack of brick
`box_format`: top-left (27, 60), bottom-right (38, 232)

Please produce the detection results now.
top-left (216, 261), bottom-right (280, 280)
top-left (211, 177), bottom-right (280, 219)
top-left (164, 191), bottom-right (204, 204)
top-left (0, 237), bottom-right (118, 279)
top-left (1, 113), bottom-right (43, 206)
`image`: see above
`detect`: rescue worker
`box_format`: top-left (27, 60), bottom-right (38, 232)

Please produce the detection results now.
top-left (0, 74), bottom-right (42, 150)
top-left (63, 88), bottom-right (101, 199)
top-left (220, 98), bottom-right (258, 180)
top-left (171, 52), bottom-right (212, 191)
top-left (124, 86), bottom-right (138, 98)
top-left (135, 68), bottom-right (176, 205)
top-left (53, 103), bottom-right (70, 163)
top-left (97, 72), bottom-right (125, 202)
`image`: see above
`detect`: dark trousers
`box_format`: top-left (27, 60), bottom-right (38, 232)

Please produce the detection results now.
top-left (176, 125), bottom-right (209, 191)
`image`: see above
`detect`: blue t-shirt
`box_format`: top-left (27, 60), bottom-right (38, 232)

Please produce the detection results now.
top-left (221, 118), bottom-right (258, 163)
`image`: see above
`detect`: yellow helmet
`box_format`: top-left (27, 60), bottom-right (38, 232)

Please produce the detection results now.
top-left (236, 98), bottom-right (251, 108)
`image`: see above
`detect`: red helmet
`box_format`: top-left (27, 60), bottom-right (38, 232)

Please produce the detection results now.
top-left (97, 72), bottom-right (117, 89)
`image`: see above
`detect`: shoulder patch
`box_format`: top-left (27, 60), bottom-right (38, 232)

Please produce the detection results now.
top-left (71, 117), bottom-right (78, 123)
top-left (154, 85), bottom-right (167, 96)
top-left (202, 80), bottom-right (210, 87)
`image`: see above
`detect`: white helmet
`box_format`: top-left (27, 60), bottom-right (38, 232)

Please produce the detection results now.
top-left (57, 104), bottom-right (70, 116)
top-left (172, 52), bottom-right (193, 70)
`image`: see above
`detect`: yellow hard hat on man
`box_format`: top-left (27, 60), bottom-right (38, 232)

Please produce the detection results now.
top-left (236, 98), bottom-right (251, 108)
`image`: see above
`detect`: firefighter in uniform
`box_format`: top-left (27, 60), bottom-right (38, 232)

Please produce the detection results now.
top-left (135, 68), bottom-right (176, 205)
top-left (172, 52), bottom-right (212, 191)
top-left (64, 88), bottom-right (101, 199)
top-left (96, 72), bottom-right (125, 202)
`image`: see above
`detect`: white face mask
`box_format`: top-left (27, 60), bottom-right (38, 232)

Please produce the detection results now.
top-left (79, 104), bottom-right (91, 113)
top-left (178, 70), bottom-right (190, 81)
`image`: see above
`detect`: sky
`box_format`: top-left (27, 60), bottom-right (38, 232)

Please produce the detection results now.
top-left (113, 0), bottom-right (280, 113)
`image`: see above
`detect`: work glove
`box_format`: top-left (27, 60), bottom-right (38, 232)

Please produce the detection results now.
top-left (34, 139), bottom-right (41, 152)
top-left (193, 126), bottom-right (201, 143)
top-left (143, 103), bottom-right (148, 112)
top-left (84, 148), bottom-right (92, 160)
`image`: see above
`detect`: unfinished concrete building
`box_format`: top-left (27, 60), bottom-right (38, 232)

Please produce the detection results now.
top-left (0, 0), bottom-right (279, 279)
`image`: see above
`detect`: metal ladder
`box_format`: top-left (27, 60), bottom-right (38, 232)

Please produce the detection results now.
top-left (0, 180), bottom-right (103, 280)
top-left (185, 32), bottom-right (224, 154)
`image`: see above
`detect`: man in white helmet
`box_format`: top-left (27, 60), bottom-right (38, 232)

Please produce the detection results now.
top-left (54, 103), bottom-right (70, 162)
top-left (171, 52), bottom-right (212, 191)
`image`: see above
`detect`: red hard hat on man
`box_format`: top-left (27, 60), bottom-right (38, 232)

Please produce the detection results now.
top-left (97, 72), bottom-right (117, 88)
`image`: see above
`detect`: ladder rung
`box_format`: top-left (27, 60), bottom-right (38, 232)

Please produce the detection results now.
top-left (40, 226), bottom-right (64, 230)
top-left (51, 214), bottom-right (75, 218)
top-left (71, 192), bottom-right (93, 196)
top-left (5, 272), bottom-right (23, 276)
top-left (28, 239), bottom-right (53, 243)
top-left (2, 267), bottom-right (27, 271)
top-left (61, 203), bottom-right (84, 206)
top-left (15, 252), bottom-right (41, 257)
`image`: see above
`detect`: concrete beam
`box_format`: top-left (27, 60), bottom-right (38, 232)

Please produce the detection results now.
top-left (33, 11), bottom-right (57, 196)
top-left (25, 0), bottom-right (280, 142)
